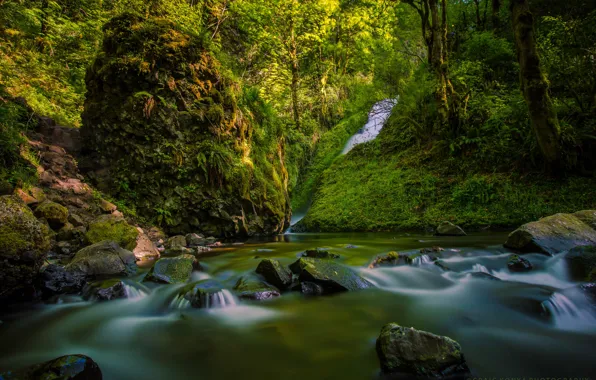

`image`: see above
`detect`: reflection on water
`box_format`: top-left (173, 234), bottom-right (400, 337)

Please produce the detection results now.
top-left (1, 232), bottom-right (595, 379)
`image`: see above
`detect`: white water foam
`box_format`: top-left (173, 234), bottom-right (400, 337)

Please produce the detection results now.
top-left (342, 98), bottom-right (398, 154)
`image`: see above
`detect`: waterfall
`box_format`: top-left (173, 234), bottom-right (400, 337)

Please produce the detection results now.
top-left (473, 264), bottom-right (491, 274)
top-left (542, 290), bottom-right (596, 331)
top-left (122, 281), bottom-right (149, 300)
top-left (412, 255), bottom-right (434, 266)
top-left (342, 98), bottom-right (398, 154)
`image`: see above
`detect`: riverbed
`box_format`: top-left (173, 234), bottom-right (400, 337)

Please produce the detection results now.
top-left (0, 232), bottom-right (595, 379)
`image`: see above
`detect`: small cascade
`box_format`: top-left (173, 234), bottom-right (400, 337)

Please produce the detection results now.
top-left (169, 294), bottom-right (191, 310)
top-left (542, 290), bottom-right (596, 331)
top-left (342, 98), bottom-right (398, 154)
top-left (122, 282), bottom-right (149, 300)
top-left (204, 289), bottom-right (237, 309)
top-left (412, 255), bottom-right (434, 266)
top-left (473, 264), bottom-right (491, 274)
top-left (171, 280), bottom-right (238, 310)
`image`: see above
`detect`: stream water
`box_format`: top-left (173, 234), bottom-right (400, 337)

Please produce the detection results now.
top-left (1, 232), bottom-right (595, 379)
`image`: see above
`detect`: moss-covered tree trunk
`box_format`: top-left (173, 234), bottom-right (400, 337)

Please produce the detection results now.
top-left (511, 0), bottom-right (561, 167)
top-left (429, 0), bottom-right (449, 126)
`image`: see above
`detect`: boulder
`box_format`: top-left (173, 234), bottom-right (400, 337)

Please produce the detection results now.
top-left (504, 213), bottom-right (596, 255)
top-left (573, 210), bottom-right (596, 230)
top-left (376, 323), bottom-right (470, 378)
top-left (99, 199), bottom-right (117, 213)
top-left (15, 188), bottom-right (38, 205)
top-left (256, 259), bottom-right (293, 289)
top-left (186, 233), bottom-right (206, 247)
top-left (0, 195), bottom-right (50, 299)
top-left (180, 279), bottom-right (235, 308)
top-left (34, 200), bottom-right (69, 230)
top-left (83, 279), bottom-right (127, 301)
top-left (166, 235), bottom-right (187, 249)
top-left (290, 258), bottom-right (373, 294)
top-left (143, 254), bottom-right (198, 284)
top-left (66, 240), bottom-right (137, 277)
top-left (369, 252), bottom-right (412, 268)
top-left (233, 275), bottom-right (280, 300)
top-left (300, 281), bottom-right (325, 296)
top-left (564, 245), bottom-right (596, 281)
top-left (86, 214), bottom-right (139, 250)
top-left (301, 248), bottom-right (340, 259)
top-left (0, 354), bottom-right (102, 379)
top-left (132, 228), bottom-right (160, 260)
top-left (507, 254), bottom-right (533, 272)
top-left (39, 264), bottom-right (86, 297)
top-left (436, 221), bottom-right (467, 236)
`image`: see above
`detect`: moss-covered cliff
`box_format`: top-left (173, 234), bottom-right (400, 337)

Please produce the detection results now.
top-left (81, 13), bottom-right (290, 237)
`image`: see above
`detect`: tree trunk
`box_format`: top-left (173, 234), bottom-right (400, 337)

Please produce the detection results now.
top-left (492, 0), bottom-right (501, 29)
top-left (289, 12), bottom-right (300, 131)
top-left (473, 0), bottom-right (482, 30)
top-left (511, 0), bottom-right (561, 167)
top-left (429, 0), bottom-right (449, 125)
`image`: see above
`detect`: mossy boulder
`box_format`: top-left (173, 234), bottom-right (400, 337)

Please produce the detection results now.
top-left (436, 221), bottom-right (467, 236)
top-left (233, 275), bottom-right (280, 300)
top-left (66, 240), bottom-right (137, 277)
top-left (368, 252), bottom-right (412, 268)
top-left (301, 248), bottom-right (340, 259)
top-left (0, 354), bottom-right (102, 380)
top-left (81, 13), bottom-right (290, 237)
top-left (179, 279), bottom-right (235, 308)
top-left (376, 323), bottom-right (470, 378)
top-left (34, 200), bottom-right (69, 230)
top-left (290, 257), bottom-right (373, 294)
top-left (86, 214), bottom-right (139, 250)
top-left (564, 245), bottom-right (596, 281)
top-left (256, 259), bottom-right (293, 289)
top-left (573, 210), bottom-right (596, 230)
top-left (505, 213), bottom-right (596, 255)
top-left (507, 254), bottom-right (533, 272)
top-left (0, 195), bottom-right (51, 299)
top-left (143, 254), bottom-right (198, 284)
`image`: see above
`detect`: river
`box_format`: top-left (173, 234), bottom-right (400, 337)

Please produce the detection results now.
top-left (0, 232), bottom-right (595, 379)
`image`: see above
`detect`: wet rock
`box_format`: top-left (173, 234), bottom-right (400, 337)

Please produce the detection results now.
top-left (143, 254), bottom-right (198, 284)
top-left (39, 264), bottom-right (86, 297)
top-left (505, 213), bottom-right (596, 255)
top-left (86, 214), bottom-right (139, 250)
top-left (573, 210), bottom-right (596, 230)
top-left (0, 195), bottom-right (51, 300)
top-left (345, 244), bottom-right (357, 249)
top-left (507, 254), bottom-right (533, 272)
top-left (181, 279), bottom-right (235, 308)
top-left (301, 248), bottom-right (340, 259)
top-left (301, 281), bottom-right (325, 296)
top-left (369, 252), bottom-right (412, 268)
top-left (186, 233), bottom-right (206, 247)
top-left (436, 221), bottom-right (467, 236)
top-left (290, 257), bottom-right (374, 294)
top-left (83, 279), bottom-right (127, 301)
top-left (34, 200), bottom-right (69, 230)
top-left (376, 323), bottom-right (470, 378)
top-left (66, 241), bottom-right (137, 277)
top-left (564, 245), bottom-right (596, 281)
top-left (233, 275), bottom-right (280, 300)
top-left (256, 259), bottom-right (293, 289)
top-left (0, 354), bottom-right (102, 379)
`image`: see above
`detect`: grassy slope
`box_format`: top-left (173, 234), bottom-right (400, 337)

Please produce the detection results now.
top-left (297, 132), bottom-right (596, 232)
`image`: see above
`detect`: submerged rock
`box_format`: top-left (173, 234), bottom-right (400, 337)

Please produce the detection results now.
top-left (301, 248), bottom-right (340, 259)
top-left (369, 252), bottom-right (412, 268)
top-left (83, 279), bottom-right (127, 301)
top-left (39, 264), bottom-right (86, 297)
top-left (66, 240), bottom-right (137, 277)
top-left (436, 221), bottom-right (466, 236)
top-left (507, 254), bottom-right (533, 272)
top-left (505, 213), bottom-right (596, 255)
top-left (34, 200), bottom-right (69, 230)
top-left (143, 254), bottom-right (198, 284)
top-left (233, 275), bottom-right (280, 300)
top-left (564, 245), bottom-right (596, 281)
top-left (256, 259), bottom-right (293, 289)
top-left (0, 195), bottom-right (51, 299)
top-left (85, 214), bottom-right (139, 250)
top-left (290, 258), bottom-right (373, 294)
top-left (0, 354), bottom-right (102, 379)
top-left (181, 279), bottom-right (235, 308)
top-left (376, 323), bottom-right (470, 378)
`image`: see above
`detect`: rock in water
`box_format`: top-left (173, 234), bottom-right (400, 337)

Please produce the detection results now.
top-left (505, 213), bottom-right (596, 255)
top-left (83, 279), bottom-right (127, 301)
top-left (80, 13), bottom-right (290, 237)
top-left (233, 275), bottom-right (280, 300)
top-left (0, 354), bottom-right (102, 379)
top-left (66, 241), bottom-right (137, 277)
top-left (85, 214), bottom-right (139, 251)
top-left (290, 258), bottom-right (373, 294)
top-left (0, 195), bottom-right (50, 300)
top-left (39, 264), bottom-right (86, 297)
top-left (256, 259), bottom-right (293, 289)
top-left (143, 254), bottom-right (198, 284)
top-left (507, 254), bottom-right (533, 272)
top-left (181, 280), bottom-right (235, 308)
top-left (376, 323), bottom-right (470, 378)
top-left (564, 245), bottom-right (596, 281)
top-left (301, 248), bottom-right (340, 259)
top-left (436, 221), bottom-right (467, 236)
top-left (369, 252), bottom-right (412, 268)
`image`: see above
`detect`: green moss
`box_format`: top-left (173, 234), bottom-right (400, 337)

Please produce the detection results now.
top-left (34, 201), bottom-right (69, 229)
top-left (143, 254), bottom-right (196, 284)
top-left (85, 215), bottom-right (139, 250)
top-left (0, 195), bottom-right (50, 257)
